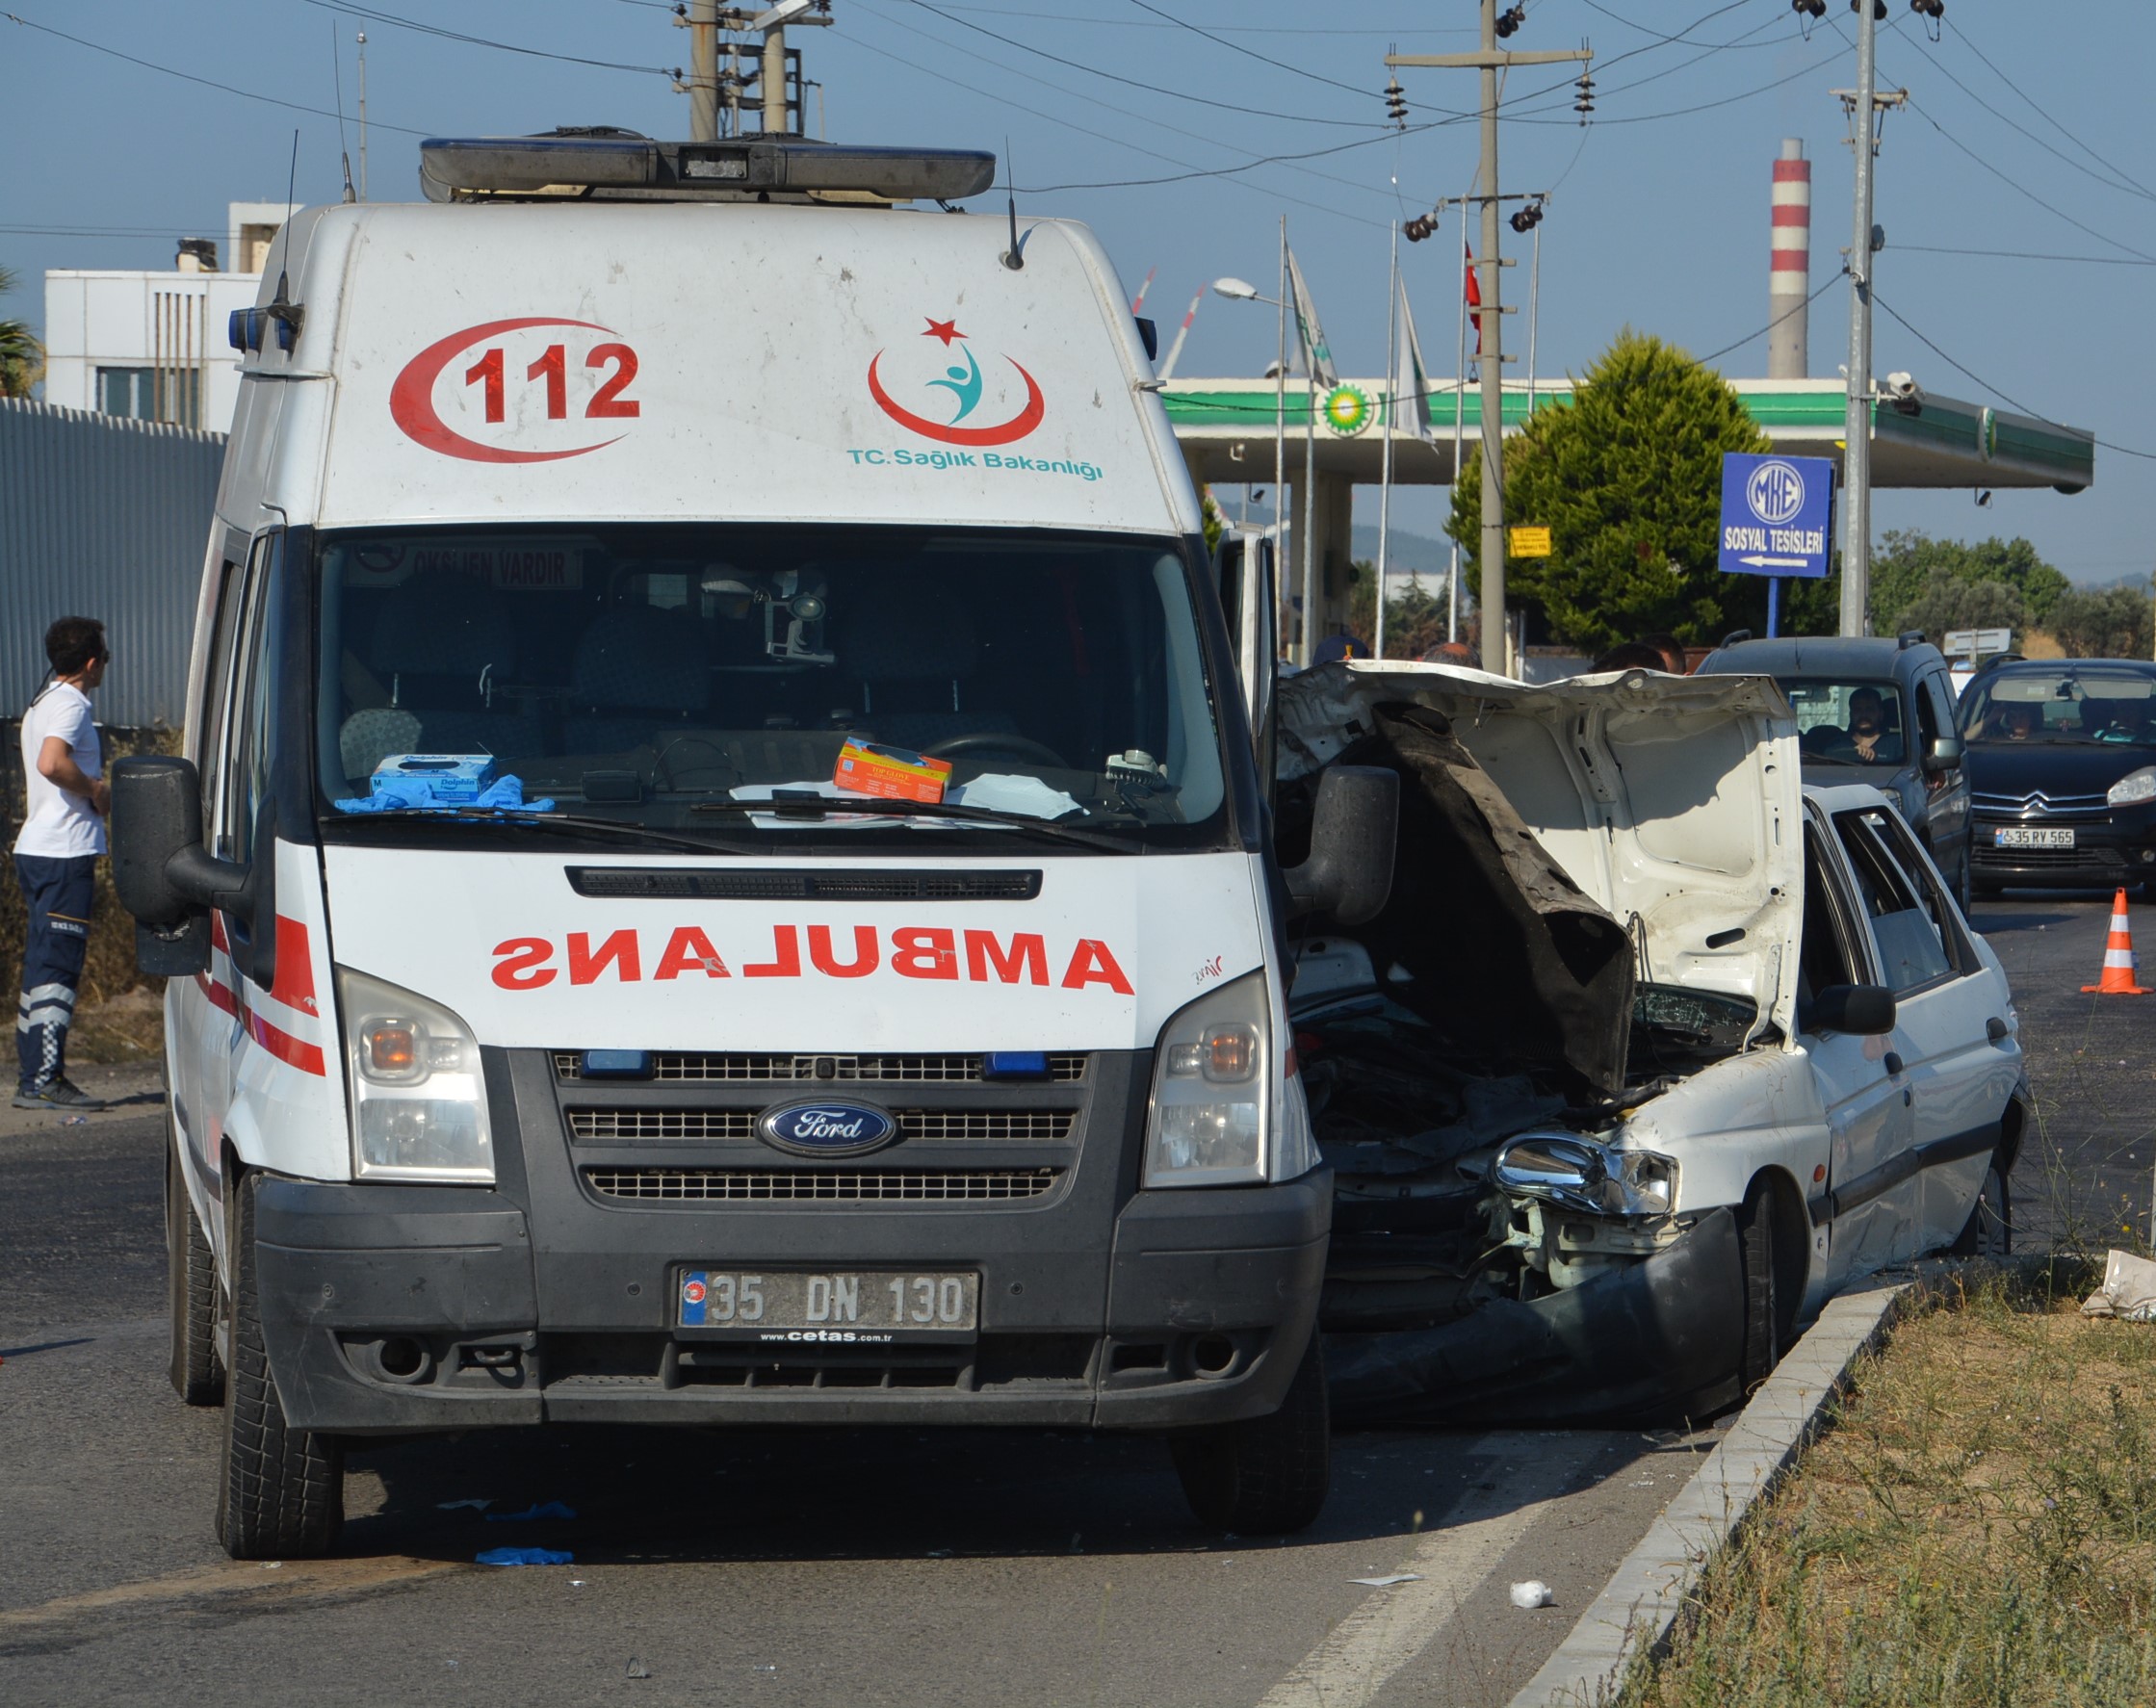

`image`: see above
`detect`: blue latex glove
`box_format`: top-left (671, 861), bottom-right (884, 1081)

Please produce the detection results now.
top-left (335, 773), bottom-right (556, 815)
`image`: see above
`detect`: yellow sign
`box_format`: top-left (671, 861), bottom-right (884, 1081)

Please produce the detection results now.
top-left (1509, 525), bottom-right (1552, 557)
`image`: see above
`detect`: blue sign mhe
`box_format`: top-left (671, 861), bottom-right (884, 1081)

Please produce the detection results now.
top-left (1718, 453), bottom-right (1834, 581)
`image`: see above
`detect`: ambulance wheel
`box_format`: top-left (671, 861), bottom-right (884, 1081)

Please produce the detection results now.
top-left (216, 1171), bottom-right (343, 1560)
top-left (1170, 1331), bottom-right (1330, 1536)
top-left (1736, 1184), bottom-right (1783, 1395)
top-left (167, 1133), bottom-right (222, 1406)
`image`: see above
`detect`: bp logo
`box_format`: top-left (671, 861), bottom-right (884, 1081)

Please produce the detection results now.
top-left (868, 316), bottom-right (1046, 447)
top-left (1323, 384), bottom-right (1372, 436)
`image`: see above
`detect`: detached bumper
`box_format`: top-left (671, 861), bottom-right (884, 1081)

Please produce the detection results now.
top-left (1324, 1206), bottom-right (1744, 1425)
top-left (251, 1171), bottom-right (1329, 1436)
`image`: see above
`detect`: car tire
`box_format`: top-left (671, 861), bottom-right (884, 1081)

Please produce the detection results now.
top-left (215, 1171), bottom-right (344, 1560)
top-left (1972, 876), bottom-right (2004, 900)
top-left (1949, 1155), bottom-right (2012, 1258)
top-left (1170, 1332), bottom-right (1330, 1536)
top-left (1735, 1185), bottom-right (1782, 1394)
top-left (167, 1134), bottom-right (223, 1407)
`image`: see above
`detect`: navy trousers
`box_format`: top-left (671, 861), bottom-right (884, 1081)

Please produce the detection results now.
top-left (14, 852), bottom-right (96, 1092)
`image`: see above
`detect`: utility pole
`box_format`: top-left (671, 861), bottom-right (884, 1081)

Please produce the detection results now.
top-left (688, 1), bottom-right (719, 142)
top-left (1834, 16), bottom-right (1906, 638)
top-left (1390, 8), bottom-right (1590, 676)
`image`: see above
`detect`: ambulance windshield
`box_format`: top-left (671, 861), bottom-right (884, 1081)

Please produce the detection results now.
top-left (314, 524), bottom-right (1229, 847)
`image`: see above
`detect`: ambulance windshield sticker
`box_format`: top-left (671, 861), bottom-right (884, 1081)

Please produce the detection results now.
top-left (390, 317), bottom-right (642, 464)
top-left (867, 317), bottom-right (1045, 447)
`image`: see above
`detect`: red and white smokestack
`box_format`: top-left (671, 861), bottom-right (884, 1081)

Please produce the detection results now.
top-left (1769, 138), bottom-right (1811, 378)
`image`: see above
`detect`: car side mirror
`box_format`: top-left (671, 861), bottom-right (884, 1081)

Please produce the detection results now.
top-left (1808, 982), bottom-right (1897, 1037)
top-left (111, 756), bottom-right (255, 978)
top-left (1284, 765), bottom-right (1398, 926)
top-left (1923, 736), bottom-right (1963, 774)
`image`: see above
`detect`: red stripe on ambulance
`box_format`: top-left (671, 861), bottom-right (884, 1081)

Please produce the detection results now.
top-left (490, 925), bottom-right (1131, 996)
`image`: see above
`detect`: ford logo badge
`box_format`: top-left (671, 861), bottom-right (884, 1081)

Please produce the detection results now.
top-left (758, 1100), bottom-right (899, 1158)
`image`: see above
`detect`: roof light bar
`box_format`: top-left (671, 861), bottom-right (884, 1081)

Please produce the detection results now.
top-left (419, 131), bottom-right (995, 205)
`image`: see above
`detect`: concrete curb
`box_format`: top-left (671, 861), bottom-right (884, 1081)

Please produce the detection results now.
top-left (1505, 1274), bottom-right (1919, 1708)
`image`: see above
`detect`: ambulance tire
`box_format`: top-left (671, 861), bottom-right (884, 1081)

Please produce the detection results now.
top-left (1170, 1331), bottom-right (1331, 1536)
top-left (167, 1134), bottom-right (222, 1406)
top-left (216, 1171), bottom-right (344, 1560)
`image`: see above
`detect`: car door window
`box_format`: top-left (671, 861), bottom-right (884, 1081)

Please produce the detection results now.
top-left (221, 534), bottom-right (281, 867)
top-left (1799, 822), bottom-right (1871, 1025)
top-left (1913, 675), bottom-right (1940, 757)
top-left (1835, 808), bottom-right (1958, 991)
top-left (195, 544), bottom-right (249, 824)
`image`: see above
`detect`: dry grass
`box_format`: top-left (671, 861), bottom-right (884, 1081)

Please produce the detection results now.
top-left (1620, 1265), bottom-right (2156, 1708)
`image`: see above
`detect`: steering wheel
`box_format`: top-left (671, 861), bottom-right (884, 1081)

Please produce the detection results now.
top-left (922, 731), bottom-right (1071, 770)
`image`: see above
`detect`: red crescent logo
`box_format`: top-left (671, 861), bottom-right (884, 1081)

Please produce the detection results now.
top-left (867, 351), bottom-right (1047, 447)
top-left (390, 317), bottom-right (627, 463)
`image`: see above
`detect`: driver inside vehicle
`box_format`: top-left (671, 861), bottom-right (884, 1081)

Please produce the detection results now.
top-left (1987, 703), bottom-right (2039, 741)
top-left (1829, 686), bottom-right (1903, 765)
top-left (2096, 698), bottom-right (2155, 744)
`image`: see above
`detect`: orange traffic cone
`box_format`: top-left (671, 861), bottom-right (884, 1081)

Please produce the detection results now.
top-left (2083, 889), bottom-right (2150, 995)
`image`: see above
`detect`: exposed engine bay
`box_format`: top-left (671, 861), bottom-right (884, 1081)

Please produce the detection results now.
top-left (1273, 669), bottom-right (1800, 1421)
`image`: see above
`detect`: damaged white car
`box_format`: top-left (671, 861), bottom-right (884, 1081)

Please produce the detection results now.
top-left (1276, 663), bottom-right (2030, 1421)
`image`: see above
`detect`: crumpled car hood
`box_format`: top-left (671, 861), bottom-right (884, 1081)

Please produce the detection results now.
top-left (1279, 661), bottom-right (1803, 1048)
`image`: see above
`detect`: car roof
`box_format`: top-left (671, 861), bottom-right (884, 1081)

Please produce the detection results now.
top-left (1967, 658), bottom-right (2156, 680)
top-left (1699, 636), bottom-right (1942, 683)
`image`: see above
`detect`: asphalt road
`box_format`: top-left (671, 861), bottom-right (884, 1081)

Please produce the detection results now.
top-left (0, 891), bottom-right (2138, 1707)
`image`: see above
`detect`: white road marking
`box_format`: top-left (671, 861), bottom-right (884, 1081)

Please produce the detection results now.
top-left (1255, 1433), bottom-right (1580, 1708)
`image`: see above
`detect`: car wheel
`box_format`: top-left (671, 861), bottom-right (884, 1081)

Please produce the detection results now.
top-left (1170, 1331), bottom-right (1330, 1536)
top-left (1735, 1185), bottom-right (1782, 1394)
top-left (167, 1134), bottom-right (223, 1407)
top-left (215, 1171), bottom-right (344, 1560)
top-left (1972, 875), bottom-right (2005, 900)
top-left (1950, 1156), bottom-right (2012, 1259)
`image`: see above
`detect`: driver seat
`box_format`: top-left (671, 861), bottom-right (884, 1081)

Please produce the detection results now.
top-left (835, 580), bottom-right (1017, 755)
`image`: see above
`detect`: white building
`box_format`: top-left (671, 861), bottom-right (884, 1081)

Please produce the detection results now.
top-left (42, 202), bottom-right (286, 434)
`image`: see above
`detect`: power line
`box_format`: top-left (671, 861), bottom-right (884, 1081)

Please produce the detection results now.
top-left (1894, 243), bottom-right (2156, 268)
top-left (296, 0), bottom-right (675, 78)
top-left (937, 5), bottom-right (1477, 36)
top-left (892, 0), bottom-right (1392, 129)
top-left (1124, 0), bottom-right (1410, 107)
top-left (1950, 25), bottom-right (2156, 202)
top-left (1695, 272), bottom-right (1841, 366)
top-left (1869, 287), bottom-right (2156, 463)
top-left (2, 11), bottom-right (431, 135)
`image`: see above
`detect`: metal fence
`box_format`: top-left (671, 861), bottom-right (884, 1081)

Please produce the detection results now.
top-left (0, 397), bottom-right (224, 730)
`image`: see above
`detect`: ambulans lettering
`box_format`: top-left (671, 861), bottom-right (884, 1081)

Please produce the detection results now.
top-left (489, 926), bottom-right (1132, 996)
top-left (390, 317), bottom-right (643, 465)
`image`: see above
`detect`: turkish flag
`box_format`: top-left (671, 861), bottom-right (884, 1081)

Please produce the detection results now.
top-left (1464, 243), bottom-right (1484, 356)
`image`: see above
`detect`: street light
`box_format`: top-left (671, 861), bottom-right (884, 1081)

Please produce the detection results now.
top-left (1212, 270), bottom-right (1305, 662)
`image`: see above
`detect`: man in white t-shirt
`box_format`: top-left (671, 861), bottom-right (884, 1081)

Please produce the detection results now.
top-left (13, 616), bottom-right (112, 1111)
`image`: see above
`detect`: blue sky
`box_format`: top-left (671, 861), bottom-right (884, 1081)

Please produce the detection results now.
top-left (3, 1), bottom-right (2150, 583)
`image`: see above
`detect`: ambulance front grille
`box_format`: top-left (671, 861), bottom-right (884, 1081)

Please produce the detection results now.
top-left (555, 1052), bottom-right (1087, 1084)
top-left (584, 1168), bottom-right (1063, 1203)
top-left (568, 1108), bottom-right (1076, 1142)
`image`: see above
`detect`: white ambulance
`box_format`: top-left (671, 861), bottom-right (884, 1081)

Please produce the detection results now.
top-left (112, 133), bottom-right (1396, 1558)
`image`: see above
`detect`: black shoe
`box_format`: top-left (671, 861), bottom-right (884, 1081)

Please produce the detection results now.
top-left (13, 1078), bottom-right (107, 1112)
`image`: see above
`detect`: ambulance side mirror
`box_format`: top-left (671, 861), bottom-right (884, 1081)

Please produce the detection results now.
top-left (111, 757), bottom-right (252, 978)
top-left (1285, 765), bottom-right (1398, 927)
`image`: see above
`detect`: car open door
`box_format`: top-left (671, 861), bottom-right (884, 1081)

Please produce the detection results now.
top-left (1215, 528), bottom-right (1276, 799)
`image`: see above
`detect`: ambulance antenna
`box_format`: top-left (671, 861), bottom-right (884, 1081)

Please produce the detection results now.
top-left (331, 21), bottom-right (356, 203)
top-left (1000, 136), bottom-right (1027, 272)
top-left (277, 128), bottom-right (300, 303)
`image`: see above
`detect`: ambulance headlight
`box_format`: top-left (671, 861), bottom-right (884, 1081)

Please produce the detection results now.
top-left (337, 965), bottom-right (494, 1182)
top-left (1144, 970), bottom-right (1314, 1188)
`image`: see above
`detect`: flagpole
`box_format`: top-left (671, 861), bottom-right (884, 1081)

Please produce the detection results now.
top-left (1376, 219), bottom-right (1399, 661)
top-left (1448, 216), bottom-right (1469, 644)
top-left (1526, 219), bottom-right (1542, 417)
top-left (1275, 217), bottom-right (1288, 660)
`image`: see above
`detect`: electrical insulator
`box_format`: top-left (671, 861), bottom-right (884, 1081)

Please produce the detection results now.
top-left (1909, 0), bottom-right (1944, 15)
top-left (1495, 5), bottom-right (1525, 39)
top-left (1509, 201), bottom-right (1544, 235)
top-left (1573, 70), bottom-right (1594, 122)
top-left (1385, 77), bottom-right (1408, 126)
top-left (1850, 0), bottom-right (1886, 16)
top-left (1403, 213), bottom-right (1438, 243)
top-left (1791, 0), bottom-right (1826, 14)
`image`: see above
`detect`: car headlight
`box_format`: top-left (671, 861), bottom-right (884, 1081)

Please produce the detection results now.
top-left (2109, 766), bottom-right (2156, 808)
top-left (1493, 1132), bottom-right (1678, 1218)
top-left (1144, 968), bottom-right (1314, 1187)
top-left (336, 965), bottom-right (494, 1182)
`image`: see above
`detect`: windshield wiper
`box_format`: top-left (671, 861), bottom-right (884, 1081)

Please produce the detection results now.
top-left (325, 808), bottom-right (760, 858)
top-left (688, 797), bottom-right (1142, 853)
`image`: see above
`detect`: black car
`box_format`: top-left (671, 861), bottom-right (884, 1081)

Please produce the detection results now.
top-left (1696, 633), bottom-right (1973, 903)
top-left (1957, 659), bottom-right (2156, 895)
